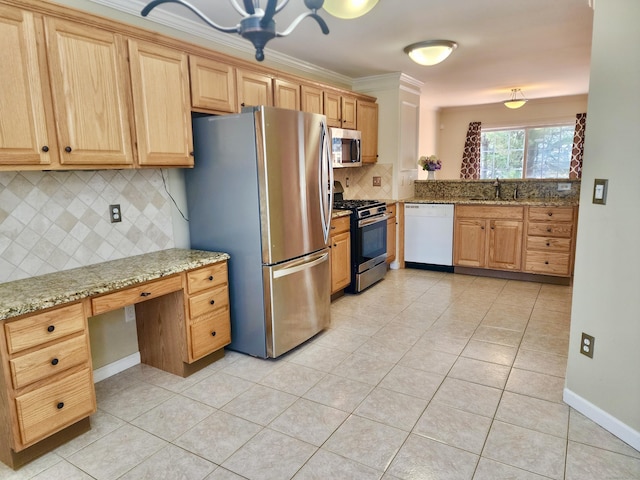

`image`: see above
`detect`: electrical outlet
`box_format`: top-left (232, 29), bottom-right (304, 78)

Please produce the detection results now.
top-left (109, 204), bottom-right (122, 223)
top-left (124, 305), bottom-right (136, 322)
top-left (580, 332), bottom-right (595, 358)
top-left (373, 176), bottom-right (382, 186)
top-left (557, 183), bottom-right (571, 191)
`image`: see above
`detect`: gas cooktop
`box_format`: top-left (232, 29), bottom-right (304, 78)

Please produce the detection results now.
top-left (333, 199), bottom-right (382, 210)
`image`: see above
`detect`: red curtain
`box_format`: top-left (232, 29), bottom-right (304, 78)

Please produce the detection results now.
top-left (570, 113), bottom-right (587, 179)
top-left (460, 121), bottom-right (482, 179)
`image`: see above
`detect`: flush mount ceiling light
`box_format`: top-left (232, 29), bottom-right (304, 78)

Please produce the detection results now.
top-left (404, 40), bottom-right (457, 66)
top-left (503, 88), bottom-right (528, 109)
top-left (141, 0), bottom-right (329, 62)
top-left (322, 0), bottom-right (379, 19)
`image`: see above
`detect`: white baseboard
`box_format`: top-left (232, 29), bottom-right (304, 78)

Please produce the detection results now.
top-left (564, 388), bottom-right (640, 451)
top-left (93, 353), bottom-right (141, 383)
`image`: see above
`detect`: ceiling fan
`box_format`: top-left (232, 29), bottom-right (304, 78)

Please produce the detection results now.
top-left (141, 0), bottom-right (329, 62)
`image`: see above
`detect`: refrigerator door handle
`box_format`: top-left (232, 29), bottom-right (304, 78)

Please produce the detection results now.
top-left (273, 251), bottom-right (329, 279)
top-left (319, 119), bottom-right (333, 243)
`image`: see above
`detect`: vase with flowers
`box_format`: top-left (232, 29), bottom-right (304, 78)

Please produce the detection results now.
top-left (418, 155), bottom-right (442, 180)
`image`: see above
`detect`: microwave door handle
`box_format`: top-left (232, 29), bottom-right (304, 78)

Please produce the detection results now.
top-left (356, 138), bottom-right (361, 163)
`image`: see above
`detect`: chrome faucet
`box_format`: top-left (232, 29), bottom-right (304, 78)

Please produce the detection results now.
top-left (493, 178), bottom-right (500, 199)
top-left (513, 185), bottom-right (518, 200)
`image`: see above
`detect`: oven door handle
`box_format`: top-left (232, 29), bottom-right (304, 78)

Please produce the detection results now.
top-left (358, 214), bottom-right (390, 228)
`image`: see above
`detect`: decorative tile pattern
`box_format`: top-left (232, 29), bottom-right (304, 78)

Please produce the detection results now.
top-left (0, 170), bottom-right (177, 284)
top-left (333, 164), bottom-right (393, 200)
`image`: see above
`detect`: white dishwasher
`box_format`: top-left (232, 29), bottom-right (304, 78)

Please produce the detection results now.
top-left (404, 203), bottom-right (454, 267)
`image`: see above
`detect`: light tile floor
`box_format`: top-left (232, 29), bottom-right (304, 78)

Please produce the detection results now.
top-left (2, 269), bottom-right (639, 480)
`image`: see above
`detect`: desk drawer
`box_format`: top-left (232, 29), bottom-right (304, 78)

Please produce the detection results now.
top-left (91, 275), bottom-right (182, 315)
top-left (190, 310), bottom-right (231, 360)
top-left (5, 303), bottom-right (85, 355)
top-left (525, 252), bottom-right (571, 276)
top-left (526, 236), bottom-right (572, 253)
top-left (188, 285), bottom-right (229, 319)
top-left (15, 367), bottom-right (95, 447)
top-left (186, 262), bottom-right (228, 294)
top-left (527, 222), bottom-right (573, 238)
top-left (9, 335), bottom-right (89, 390)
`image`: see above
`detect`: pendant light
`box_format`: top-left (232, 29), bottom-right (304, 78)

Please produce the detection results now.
top-left (404, 40), bottom-right (457, 66)
top-left (503, 88), bottom-right (528, 109)
top-left (322, 0), bottom-right (379, 19)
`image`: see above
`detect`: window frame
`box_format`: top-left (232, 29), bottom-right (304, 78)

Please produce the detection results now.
top-left (480, 122), bottom-right (575, 180)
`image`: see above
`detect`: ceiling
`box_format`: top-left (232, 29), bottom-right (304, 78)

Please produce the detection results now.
top-left (94, 0), bottom-right (594, 109)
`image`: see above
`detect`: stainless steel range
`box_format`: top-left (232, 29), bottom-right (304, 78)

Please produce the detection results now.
top-left (334, 198), bottom-right (389, 293)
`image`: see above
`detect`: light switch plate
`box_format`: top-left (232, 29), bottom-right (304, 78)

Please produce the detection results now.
top-left (593, 179), bottom-right (608, 205)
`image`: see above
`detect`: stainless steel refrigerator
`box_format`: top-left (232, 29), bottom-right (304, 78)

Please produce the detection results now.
top-left (184, 106), bottom-right (333, 358)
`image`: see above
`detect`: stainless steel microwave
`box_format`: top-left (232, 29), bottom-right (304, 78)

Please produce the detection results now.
top-left (330, 127), bottom-right (362, 167)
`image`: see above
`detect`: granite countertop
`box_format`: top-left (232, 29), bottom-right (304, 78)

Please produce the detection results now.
top-left (332, 209), bottom-right (352, 218)
top-left (401, 197), bottom-right (579, 207)
top-left (0, 248), bottom-right (230, 321)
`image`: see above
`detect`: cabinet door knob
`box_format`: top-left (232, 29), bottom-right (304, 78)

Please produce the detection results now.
top-left (42, 145), bottom-right (49, 152)
top-left (51, 358), bottom-right (59, 366)
top-left (208, 275), bottom-right (214, 281)
top-left (211, 331), bottom-right (217, 337)
top-left (64, 146), bottom-right (72, 153)
top-left (57, 402), bottom-right (65, 409)
top-left (210, 299), bottom-right (215, 305)
top-left (481, 226), bottom-right (485, 230)
top-left (189, 151), bottom-right (194, 157)
top-left (545, 261), bottom-right (549, 264)
top-left (548, 212), bottom-right (553, 216)
top-left (47, 325), bottom-right (55, 333)
top-left (546, 242), bottom-right (550, 247)
top-left (333, 243), bottom-right (337, 247)
top-left (547, 228), bottom-right (552, 232)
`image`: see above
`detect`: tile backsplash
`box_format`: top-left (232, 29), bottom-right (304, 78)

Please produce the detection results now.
top-left (0, 170), bottom-right (175, 283)
top-left (333, 164), bottom-right (393, 200)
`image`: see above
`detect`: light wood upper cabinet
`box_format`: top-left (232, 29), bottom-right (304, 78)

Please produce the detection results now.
top-left (128, 40), bottom-right (193, 167)
top-left (357, 100), bottom-right (378, 163)
top-left (274, 78), bottom-right (300, 110)
top-left (189, 55), bottom-right (237, 113)
top-left (341, 95), bottom-right (357, 129)
top-left (44, 18), bottom-right (134, 166)
top-left (301, 84), bottom-right (324, 114)
top-left (323, 91), bottom-right (342, 127)
top-left (0, 6), bottom-right (58, 169)
top-left (237, 69), bottom-right (273, 108)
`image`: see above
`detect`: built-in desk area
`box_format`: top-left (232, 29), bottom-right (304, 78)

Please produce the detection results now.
top-left (0, 249), bottom-right (230, 469)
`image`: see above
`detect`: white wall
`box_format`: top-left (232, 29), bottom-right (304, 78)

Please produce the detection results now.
top-left (431, 95), bottom-right (588, 180)
top-left (564, 0), bottom-right (640, 450)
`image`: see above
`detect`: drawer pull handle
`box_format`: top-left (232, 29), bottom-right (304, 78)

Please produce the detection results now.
top-left (547, 228), bottom-right (552, 232)
top-left (47, 325), bottom-right (55, 333)
top-left (51, 358), bottom-right (59, 366)
top-left (140, 292), bottom-right (151, 297)
top-left (208, 275), bottom-right (214, 281)
top-left (545, 261), bottom-right (549, 264)
top-left (211, 331), bottom-right (217, 337)
top-left (548, 212), bottom-right (553, 216)
top-left (210, 300), bottom-right (215, 305)
top-left (546, 242), bottom-right (550, 247)
top-left (57, 402), bottom-right (64, 410)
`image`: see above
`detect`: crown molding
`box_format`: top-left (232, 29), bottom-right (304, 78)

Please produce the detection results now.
top-left (353, 72), bottom-right (423, 95)
top-left (85, 0), bottom-right (353, 87)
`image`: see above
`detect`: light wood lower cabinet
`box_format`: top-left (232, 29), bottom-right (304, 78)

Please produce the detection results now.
top-left (523, 206), bottom-right (577, 276)
top-left (330, 216), bottom-right (351, 293)
top-left (0, 301), bottom-right (96, 459)
top-left (454, 206), bottom-right (524, 271)
top-left (386, 203), bottom-right (397, 264)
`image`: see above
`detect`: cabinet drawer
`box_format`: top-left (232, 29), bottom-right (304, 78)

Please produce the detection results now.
top-left (5, 303), bottom-right (85, 355)
top-left (527, 222), bottom-right (573, 238)
top-left (525, 252), bottom-right (571, 276)
top-left (330, 215), bottom-right (350, 234)
top-left (456, 205), bottom-right (524, 220)
top-left (526, 236), bottom-right (572, 253)
top-left (15, 368), bottom-right (95, 447)
top-left (188, 285), bottom-right (229, 319)
top-left (186, 262), bottom-right (228, 294)
top-left (91, 275), bottom-right (182, 315)
top-left (190, 310), bottom-right (231, 360)
top-left (10, 334), bottom-right (89, 390)
top-left (528, 207), bottom-right (574, 222)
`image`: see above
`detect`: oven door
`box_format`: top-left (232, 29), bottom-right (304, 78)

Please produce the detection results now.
top-left (355, 214), bottom-right (389, 273)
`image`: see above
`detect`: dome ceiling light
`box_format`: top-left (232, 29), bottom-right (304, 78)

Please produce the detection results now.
top-left (404, 40), bottom-right (457, 66)
top-left (141, 0), bottom-right (330, 62)
top-left (322, 0), bottom-right (379, 19)
top-left (503, 88), bottom-right (528, 109)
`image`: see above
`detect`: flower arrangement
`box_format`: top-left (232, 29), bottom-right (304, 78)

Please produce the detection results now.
top-left (418, 155), bottom-right (442, 171)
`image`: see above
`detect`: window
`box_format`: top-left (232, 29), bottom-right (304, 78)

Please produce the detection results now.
top-left (480, 125), bottom-right (575, 179)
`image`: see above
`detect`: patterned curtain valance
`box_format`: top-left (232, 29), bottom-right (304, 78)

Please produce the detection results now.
top-left (460, 121), bottom-right (482, 179)
top-left (570, 113), bottom-right (587, 179)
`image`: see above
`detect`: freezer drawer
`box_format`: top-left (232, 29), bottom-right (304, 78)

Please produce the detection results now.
top-left (263, 249), bottom-right (331, 357)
